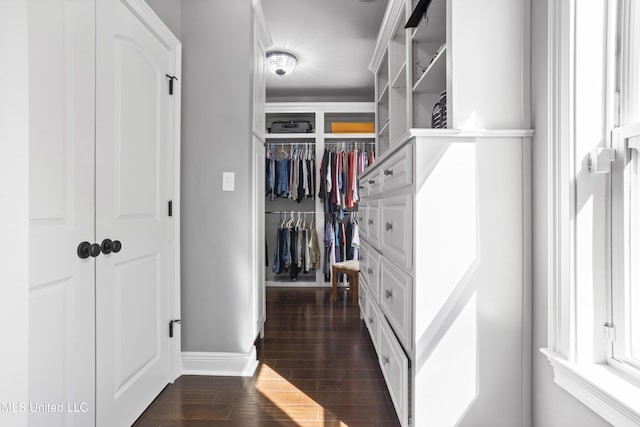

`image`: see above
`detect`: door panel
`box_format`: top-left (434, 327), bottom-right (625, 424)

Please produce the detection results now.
top-left (113, 254), bottom-right (161, 396)
top-left (28, 0), bottom-right (95, 425)
top-left (115, 40), bottom-right (160, 218)
top-left (96, 0), bottom-right (173, 425)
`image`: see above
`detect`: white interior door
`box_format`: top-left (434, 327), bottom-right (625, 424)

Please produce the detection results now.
top-left (28, 0), bottom-right (96, 425)
top-left (95, 0), bottom-right (174, 425)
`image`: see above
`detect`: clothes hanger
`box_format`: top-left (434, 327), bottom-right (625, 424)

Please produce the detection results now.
top-left (286, 211), bottom-right (294, 228)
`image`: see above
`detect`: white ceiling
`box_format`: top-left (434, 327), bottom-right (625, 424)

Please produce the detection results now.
top-left (261, 0), bottom-right (389, 101)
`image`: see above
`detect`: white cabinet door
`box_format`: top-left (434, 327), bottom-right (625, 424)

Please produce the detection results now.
top-left (28, 0), bottom-right (96, 425)
top-left (95, 0), bottom-right (174, 425)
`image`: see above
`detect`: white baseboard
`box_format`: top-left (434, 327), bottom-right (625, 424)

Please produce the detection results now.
top-left (181, 347), bottom-right (259, 377)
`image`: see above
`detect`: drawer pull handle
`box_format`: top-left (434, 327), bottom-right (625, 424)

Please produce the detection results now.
top-left (384, 169), bottom-right (394, 176)
top-left (368, 219), bottom-right (374, 225)
top-left (368, 317), bottom-right (374, 324)
top-left (359, 255), bottom-right (364, 261)
top-left (368, 179), bottom-right (375, 184)
top-left (382, 355), bottom-right (390, 365)
top-left (359, 216), bottom-right (364, 222)
top-left (385, 222), bottom-right (393, 231)
top-left (385, 289), bottom-right (393, 299)
top-left (359, 186), bottom-right (365, 190)
top-left (367, 268), bottom-right (373, 275)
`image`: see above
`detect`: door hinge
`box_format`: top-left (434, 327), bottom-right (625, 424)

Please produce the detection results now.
top-left (604, 322), bottom-right (616, 342)
top-left (588, 148), bottom-right (615, 174)
top-left (165, 74), bottom-right (178, 95)
top-left (168, 200), bottom-right (173, 217)
top-left (169, 319), bottom-right (181, 338)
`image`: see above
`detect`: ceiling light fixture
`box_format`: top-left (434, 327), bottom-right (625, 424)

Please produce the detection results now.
top-left (266, 51), bottom-right (297, 76)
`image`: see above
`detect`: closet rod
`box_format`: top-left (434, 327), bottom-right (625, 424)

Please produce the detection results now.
top-left (324, 141), bottom-right (376, 145)
top-left (265, 211), bottom-right (316, 214)
top-left (264, 141), bottom-right (316, 146)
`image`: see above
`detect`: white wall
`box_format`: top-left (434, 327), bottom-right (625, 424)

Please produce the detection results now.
top-left (530, 0), bottom-right (611, 425)
top-left (179, 0), bottom-right (255, 354)
top-left (0, 1), bottom-right (29, 425)
top-left (145, 0), bottom-right (181, 38)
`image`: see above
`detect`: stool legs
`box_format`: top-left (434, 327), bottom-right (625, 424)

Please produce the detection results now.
top-left (331, 267), bottom-right (338, 301)
top-left (352, 272), bottom-right (358, 306)
top-left (331, 267), bottom-right (359, 306)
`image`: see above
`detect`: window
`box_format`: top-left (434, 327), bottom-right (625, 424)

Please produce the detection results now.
top-left (611, 123), bottom-right (640, 376)
top-left (544, 0), bottom-right (640, 425)
top-left (611, 0), bottom-right (640, 375)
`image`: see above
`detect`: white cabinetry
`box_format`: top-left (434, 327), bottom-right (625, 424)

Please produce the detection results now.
top-left (360, 131), bottom-right (532, 427)
top-left (371, 0), bottom-right (529, 155)
top-left (365, 0), bottom-right (532, 425)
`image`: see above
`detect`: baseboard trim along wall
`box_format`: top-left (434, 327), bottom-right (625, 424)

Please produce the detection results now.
top-left (181, 347), bottom-right (259, 377)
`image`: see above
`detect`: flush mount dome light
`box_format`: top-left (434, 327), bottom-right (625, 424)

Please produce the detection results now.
top-left (266, 51), bottom-right (297, 76)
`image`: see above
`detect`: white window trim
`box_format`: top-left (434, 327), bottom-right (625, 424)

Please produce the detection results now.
top-left (543, 0), bottom-right (640, 425)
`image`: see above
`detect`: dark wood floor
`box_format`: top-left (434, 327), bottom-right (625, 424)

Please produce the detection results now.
top-left (133, 286), bottom-right (400, 426)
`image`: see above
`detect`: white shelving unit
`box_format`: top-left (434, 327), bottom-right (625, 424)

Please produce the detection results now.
top-left (264, 102), bottom-right (376, 287)
top-left (364, 0), bottom-right (533, 426)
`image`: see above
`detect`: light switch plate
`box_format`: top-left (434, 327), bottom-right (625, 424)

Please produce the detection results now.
top-left (222, 172), bottom-right (235, 191)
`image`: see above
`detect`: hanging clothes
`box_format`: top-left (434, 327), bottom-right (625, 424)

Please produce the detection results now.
top-left (270, 213), bottom-right (320, 280)
top-left (317, 143), bottom-right (374, 282)
top-left (318, 143), bottom-right (374, 214)
top-left (266, 144), bottom-right (316, 203)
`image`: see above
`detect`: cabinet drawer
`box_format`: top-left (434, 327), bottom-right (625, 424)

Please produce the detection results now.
top-left (358, 204), bottom-right (370, 242)
top-left (381, 144), bottom-right (412, 193)
top-left (380, 318), bottom-right (409, 427)
top-left (381, 194), bottom-right (412, 269)
top-left (364, 169), bottom-right (381, 197)
top-left (365, 296), bottom-right (382, 354)
top-left (363, 243), bottom-right (380, 302)
top-left (358, 280), bottom-right (368, 321)
top-left (358, 243), bottom-right (369, 286)
top-left (367, 199), bottom-right (381, 249)
top-left (380, 257), bottom-right (412, 352)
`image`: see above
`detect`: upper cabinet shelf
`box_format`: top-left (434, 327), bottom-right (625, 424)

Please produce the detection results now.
top-left (410, 0), bottom-right (446, 43)
top-left (391, 61), bottom-right (407, 91)
top-left (412, 45), bottom-right (445, 93)
top-left (371, 0), bottom-right (530, 158)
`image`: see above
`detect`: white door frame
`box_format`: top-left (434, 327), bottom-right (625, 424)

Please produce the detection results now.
top-left (118, 0), bottom-right (183, 381)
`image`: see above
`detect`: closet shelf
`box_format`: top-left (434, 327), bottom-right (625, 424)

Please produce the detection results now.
top-left (378, 82), bottom-right (390, 103)
top-left (391, 62), bottom-right (407, 90)
top-left (325, 133), bottom-right (376, 139)
top-left (378, 120), bottom-right (390, 136)
top-left (265, 133), bottom-right (317, 139)
top-left (412, 45), bottom-right (446, 94)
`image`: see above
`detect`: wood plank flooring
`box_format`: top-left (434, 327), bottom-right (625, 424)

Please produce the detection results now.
top-left (133, 287), bottom-right (400, 426)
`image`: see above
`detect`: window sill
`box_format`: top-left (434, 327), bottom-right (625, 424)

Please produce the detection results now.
top-left (542, 349), bottom-right (640, 427)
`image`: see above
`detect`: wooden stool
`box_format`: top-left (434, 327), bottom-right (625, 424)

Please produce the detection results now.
top-left (331, 260), bottom-right (360, 306)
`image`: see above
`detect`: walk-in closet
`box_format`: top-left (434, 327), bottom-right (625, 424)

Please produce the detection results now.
top-left (263, 103), bottom-right (376, 287)
top-left (18, 0), bottom-right (613, 425)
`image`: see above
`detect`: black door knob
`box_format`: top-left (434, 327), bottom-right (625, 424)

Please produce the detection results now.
top-left (112, 240), bottom-right (122, 253)
top-left (101, 238), bottom-right (113, 254)
top-left (77, 241), bottom-right (91, 259)
top-left (89, 243), bottom-right (101, 257)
